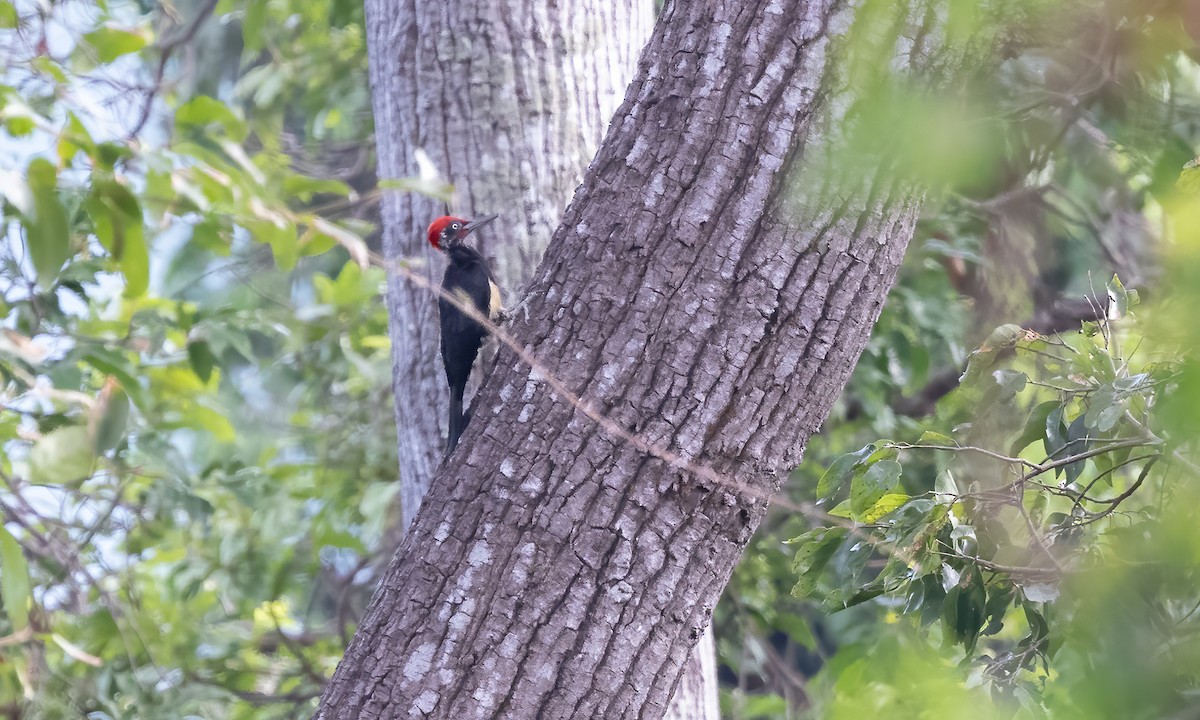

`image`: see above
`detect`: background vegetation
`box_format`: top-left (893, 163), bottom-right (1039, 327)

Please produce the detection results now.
top-left (0, 0), bottom-right (1197, 717)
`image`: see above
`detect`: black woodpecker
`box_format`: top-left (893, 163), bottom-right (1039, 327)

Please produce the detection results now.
top-left (426, 214), bottom-right (503, 457)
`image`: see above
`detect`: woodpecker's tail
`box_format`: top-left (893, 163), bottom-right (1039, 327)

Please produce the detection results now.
top-left (445, 384), bottom-right (466, 457)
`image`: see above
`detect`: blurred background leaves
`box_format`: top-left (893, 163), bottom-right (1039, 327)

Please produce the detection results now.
top-left (719, 0), bottom-right (1200, 717)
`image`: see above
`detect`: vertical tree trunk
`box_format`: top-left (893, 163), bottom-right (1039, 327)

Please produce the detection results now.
top-left (366, 0), bottom-right (654, 530)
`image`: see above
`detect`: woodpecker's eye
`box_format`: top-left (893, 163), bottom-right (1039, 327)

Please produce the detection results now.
top-left (451, 222), bottom-right (461, 231)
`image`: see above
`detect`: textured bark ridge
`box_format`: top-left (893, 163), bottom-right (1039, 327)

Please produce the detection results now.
top-left (325, 0), bottom-right (933, 716)
top-left (365, 0), bottom-right (654, 529)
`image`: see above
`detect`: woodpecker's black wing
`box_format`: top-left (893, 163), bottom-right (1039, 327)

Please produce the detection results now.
top-left (439, 243), bottom-right (499, 455)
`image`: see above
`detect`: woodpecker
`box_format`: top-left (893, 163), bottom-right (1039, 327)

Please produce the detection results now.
top-left (427, 214), bottom-right (503, 457)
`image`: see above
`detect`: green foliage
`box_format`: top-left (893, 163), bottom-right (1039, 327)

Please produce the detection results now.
top-left (757, 284), bottom-right (1196, 717)
top-left (0, 0), bottom-right (417, 714)
top-left (82, 25), bottom-right (150, 64)
top-left (22, 158), bottom-right (73, 288)
top-left (0, 523), bottom-right (31, 632)
top-left (720, 1), bottom-right (1200, 717)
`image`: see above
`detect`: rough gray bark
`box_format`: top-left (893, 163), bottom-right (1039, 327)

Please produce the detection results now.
top-left (366, 0), bottom-right (654, 530)
top-left (324, 0), bottom-right (939, 716)
top-left (364, 0), bottom-right (717, 715)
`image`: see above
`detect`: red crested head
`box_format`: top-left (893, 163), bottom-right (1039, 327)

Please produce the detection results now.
top-left (426, 214), bottom-right (499, 251)
top-left (427, 216), bottom-right (468, 251)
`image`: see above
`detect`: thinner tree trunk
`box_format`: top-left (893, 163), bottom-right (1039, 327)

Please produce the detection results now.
top-left (368, 0), bottom-right (654, 532)
top-left (662, 627), bottom-right (719, 720)
top-left (332, 0), bottom-right (945, 717)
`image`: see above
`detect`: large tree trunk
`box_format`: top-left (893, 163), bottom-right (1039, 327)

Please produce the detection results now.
top-left (369, 0), bottom-right (654, 529)
top-left (366, 0), bottom-right (718, 716)
top-left (327, 0), bottom-right (941, 716)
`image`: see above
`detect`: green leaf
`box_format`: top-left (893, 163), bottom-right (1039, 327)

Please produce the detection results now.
top-left (862, 493), bottom-right (910, 523)
top-left (299, 228), bottom-right (337, 257)
top-left (1022, 602), bottom-right (1050, 643)
top-left (981, 323), bottom-right (1025, 351)
top-left (188, 401), bottom-right (236, 442)
top-left (175, 96), bottom-right (247, 141)
top-left (1084, 381), bottom-right (1130, 434)
top-left (1106, 274), bottom-right (1128, 320)
top-left (1044, 405), bottom-right (1066, 462)
top-left (905, 573), bottom-right (947, 626)
top-left (29, 425), bottom-right (95, 485)
top-left (284, 174), bottom-right (352, 202)
top-left (851, 460), bottom-right (902, 518)
top-left (792, 525), bottom-right (849, 600)
top-left (737, 693), bottom-right (788, 719)
top-left (118, 221), bottom-right (149, 296)
top-left (943, 564), bottom-right (986, 654)
top-left (242, 0), bottom-right (267, 52)
top-left (1011, 400), bottom-right (1058, 456)
top-left (816, 452), bottom-right (860, 500)
top-left (23, 158), bottom-right (71, 288)
top-left (248, 219), bottom-right (298, 271)
top-left (1178, 157), bottom-right (1200, 195)
top-left (935, 470), bottom-right (958, 497)
top-left (839, 583), bottom-right (890, 609)
top-left (1063, 414), bottom-right (1091, 484)
top-left (82, 25), bottom-right (148, 63)
top-left (982, 582), bottom-right (1014, 636)
top-left (58, 112), bottom-right (95, 163)
top-left (789, 527), bottom-right (843, 563)
top-left (775, 614), bottom-right (816, 650)
top-left (992, 368), bottom-right (1027, 399)
top-left (88, 183), bottom-right (149, 296)
top-left (0, 524), bottom-right (31, 631)
top-left (961, 323), bottom-right (1024, 384)
top-left (863, 444), bottom-right (898, 465)
top-left (378, 176), bottom-right (456, 203)
top-left (187, 340), bottom-right (218, 384)
top-left (816, 444), bottom-right (875, 499)
top-left (790, 527), bottom-right (847, 598)
top-left (91, 384), bottom-right (130, 454)
top-left (190, 217), bottom-right (230, 253)
top-left (825, 499), bottom-right (853, 518)
top-left (0, 2), bottom-right (17, 29)
top-left (206, 325), bottom-right (256, 362)
top-left (918, 430), bottom-right (956, 446)
top-left (97, 177), bottom-right (140, 219)
top-left (1026, 490), bottom-right (1047, 527)
top-left (81, 350), bottom-right (148, 412)
top-left (1112, 373), bottom-right (1149, 393)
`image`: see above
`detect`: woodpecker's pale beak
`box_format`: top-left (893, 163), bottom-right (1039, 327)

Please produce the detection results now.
top-left (463, 214), bottom-right (498, 236)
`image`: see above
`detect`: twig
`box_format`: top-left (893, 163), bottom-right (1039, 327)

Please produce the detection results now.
top-left (126, 0), bottom-right (221, 142)
top-left (935, 551), bottom-right (1059, 580)
top-left (1069, 454), bottom-right (1159, 517)
top-left (888, 442), bottom-right (1041, 472)
top-left (270, 611), bottom-right (328, 688)
top-left (1083, 457), bottom-right (1157, 513)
